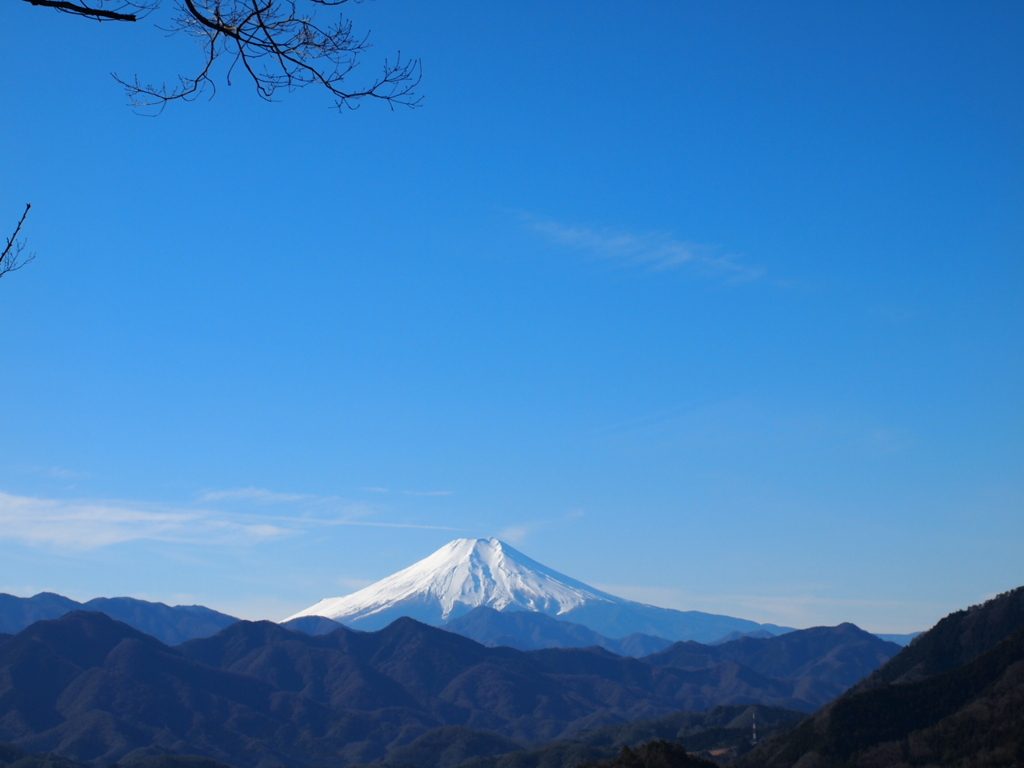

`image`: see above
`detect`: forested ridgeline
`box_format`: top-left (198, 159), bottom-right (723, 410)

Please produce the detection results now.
top-left (735, 586), bottom-right (1024, 768)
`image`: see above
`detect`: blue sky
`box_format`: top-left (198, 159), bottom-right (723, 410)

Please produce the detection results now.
top-left (0, 1), bottom-right (1021, 633)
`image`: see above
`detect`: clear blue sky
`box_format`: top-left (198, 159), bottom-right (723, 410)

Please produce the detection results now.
top-left (1, 1), bottom-right (1021, 633)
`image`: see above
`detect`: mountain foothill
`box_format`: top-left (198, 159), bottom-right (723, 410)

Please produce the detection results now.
top-left (0, 539), bottom-right (1018, 768)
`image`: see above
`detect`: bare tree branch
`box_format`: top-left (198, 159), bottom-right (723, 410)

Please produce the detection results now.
top-left (1, 205), bottom-right (36, 280)
top-left (24, 0), bottom-right (138, 21)
top-left (21, 0), bottom-right (421, 112)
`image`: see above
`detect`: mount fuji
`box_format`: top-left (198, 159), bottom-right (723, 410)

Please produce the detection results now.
top-left (286, 537), bottom-right (787, 643)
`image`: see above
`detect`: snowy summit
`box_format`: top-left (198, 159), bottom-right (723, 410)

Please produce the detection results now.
top-left (286, 537), bottom-right (623, 629)
top-left (286, 537), bottom-right (778, 643)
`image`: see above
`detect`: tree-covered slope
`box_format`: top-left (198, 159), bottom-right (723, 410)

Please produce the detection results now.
top-left (738, 586), bottom-right (1024, 768)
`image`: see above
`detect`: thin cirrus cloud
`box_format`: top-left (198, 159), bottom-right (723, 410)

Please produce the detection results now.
top-left (497, 510), bottom-right (587, 546)
top-left (357, 488), bottom-right (454, 497)
top-left (200, 487), bottom-right (313, 503)
top-left (204, 485), bottom-right (456, 503)
top-left (0, 488), bottom-right (464, 550)
top-left (0, 491), bottom-right (289, 549)
top-left (11, 465), bottom-right (93, 481)
top-left (497, 525), bottom-right (530, 545)
top-left (525, 216), bottom-right (764, 281)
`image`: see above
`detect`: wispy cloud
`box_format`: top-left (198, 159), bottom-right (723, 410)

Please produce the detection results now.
top-left (0, 489), bottom-right (465, 550)
top-left (11, 465), bottom-right (93, 481)
top-left (496, 509), bottom-right (586, 546)
top-left (336, 577), bottom-right (374, 592)
top-left (0, 491), bottom-right (289, 549)
top-left (200, 487), bottom-right (312, 503)
top-left (525, 216), bottom-right (764, 281)
top-left (497, 525), bottom-right (531, 545)
top-left (316, 518), bottom-right (463, 531)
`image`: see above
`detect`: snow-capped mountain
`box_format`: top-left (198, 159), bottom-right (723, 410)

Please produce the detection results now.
top-left (287, 538), bottom-right (781, 643)
top-left (288, 538), bottom-right (622, 628)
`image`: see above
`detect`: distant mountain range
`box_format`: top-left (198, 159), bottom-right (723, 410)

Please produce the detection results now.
top-left (0, 592), bottom-right (239, 644)
top-left (738, 585), bottom-right (1024, 768)
top-left (645, 622), bottom-right (901, 690)
top-left (0, 607), bottom-right (900, 767)
top-left (286, 538), bottom-right (795, 644)
top-left (441, 606), bottom-right (675, 656)
top-left (284, 606), bottom-right (773, 657)
top-left (0, 587), bottom-right (912, 657)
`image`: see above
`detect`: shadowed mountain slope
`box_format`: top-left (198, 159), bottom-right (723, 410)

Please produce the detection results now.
top-left (644, 623), bottom-right (901, 689)
top-left (0, 594), bottom-right (81, 634)
top-left (0, 743), bottom-right (238, 768)
top-left (852, 585), bottom-right (1024, 690)
top-left (576, 740), bottom-right (714, 768)
top-left (179, 616), bottom-right (833, 717)
top-left (738, 586), bottom-right (1024, 768)
top-left (442, 607), bottom-right (672, 656)
top-left (279, 615), bottom-right (346, 635)
top-left (710, 629), bottom-right (777, 645)
top-left (454, 706), bottom-right (805, 768)
top-left (0, 593), bottom-right (238, 645)
top-left (378, 727), bottom-right (522, 768)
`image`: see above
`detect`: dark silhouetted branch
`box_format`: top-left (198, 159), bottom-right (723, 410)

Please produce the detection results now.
top-left (1, 204), bottom-right (36, 280)
top-left (21, 0), bottom-right (420, 112)
top-left (22, 0), bottom-right (150, 21)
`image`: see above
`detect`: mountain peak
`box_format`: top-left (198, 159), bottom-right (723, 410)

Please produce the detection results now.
top-left (286, 537), bottom-right (623, 629)
top-left (287, 538), bottom-right (774, 643)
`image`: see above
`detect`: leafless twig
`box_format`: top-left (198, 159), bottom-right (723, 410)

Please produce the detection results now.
top-left (1, 204), bottom-right (36, 280)
top-left (19, 0), bottom-right (420, 112)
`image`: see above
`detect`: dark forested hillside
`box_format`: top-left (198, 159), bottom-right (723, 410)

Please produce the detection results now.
top-left (851, 585), bottom-right (1024, 690)
top-left (454, 706), bottom-right (804, 768)
top-left (739, 586), bottom-right (1024, 768)
top-left (576, 741), bottom-right (715, 768)
top-left (0, 743), bottom-right (238, 768)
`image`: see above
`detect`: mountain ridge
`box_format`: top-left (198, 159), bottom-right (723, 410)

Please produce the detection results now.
top-left (0, 592), bottom-right (238, 645)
